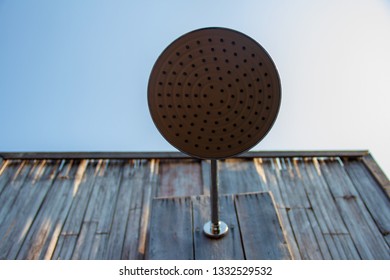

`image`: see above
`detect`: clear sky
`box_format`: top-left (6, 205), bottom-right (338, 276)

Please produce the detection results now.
top-left (0, 0), bottom-right (389, 175)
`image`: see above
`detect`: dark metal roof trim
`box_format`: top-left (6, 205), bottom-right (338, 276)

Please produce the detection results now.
top-left (0, 150), bottom-right (369, 160)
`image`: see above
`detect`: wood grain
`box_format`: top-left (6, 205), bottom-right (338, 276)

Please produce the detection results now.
top-left (335, 196), bottom-right (390, 259)
top-left (1, 160), bottom-right (60, 259)
top-left (235, 192), bottom-right (291, 260)
top-left (16, 160), bottom-right (82, 260)
top-left (192, 195), bottom-right (244, 260)
top-left (219, 159), bottom-right (266, 194)
top-left (120, 161), bottom-right (148, 260)
top-left (61, 160), bottom-right (100, 235)
top-left (344, 159), bottom-right (390, 236)
top-left (158, 159), bottom-right (202, 197)
top-left (300, 158), bottom-right (348, 234)
top-left (147, 197), bottom-right (193, 260)
top-left (288, 208), bottom-right (323, 260)
top-left (362, 154), bottom-right (390, 197)
top-left (1, 154), bottom-right (388, 260)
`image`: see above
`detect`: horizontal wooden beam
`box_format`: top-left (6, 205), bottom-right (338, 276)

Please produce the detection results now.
top-left (0, 150), bottom-right (369, 160)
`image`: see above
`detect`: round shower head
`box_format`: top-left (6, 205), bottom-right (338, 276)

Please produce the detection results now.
top-left (148, 27), bottom-right (281, 159)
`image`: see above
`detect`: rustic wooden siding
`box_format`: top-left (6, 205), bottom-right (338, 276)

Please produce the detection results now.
top-left (0, 153), bottom-right (388, 259)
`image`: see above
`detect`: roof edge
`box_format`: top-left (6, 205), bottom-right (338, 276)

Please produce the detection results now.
top-left (0, 150), bottom-right (369, 160)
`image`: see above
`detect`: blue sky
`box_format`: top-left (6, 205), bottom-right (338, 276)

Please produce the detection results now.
top-left (0, 0), bottom-right (389, 174)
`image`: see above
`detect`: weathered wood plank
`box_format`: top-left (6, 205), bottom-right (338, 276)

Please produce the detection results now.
top-left (319, 158), bottom-right (359, 198)
top-left (83, 160), bottom-right (108, 223)
top-left (122, 207), bottom-right (142, 259)
top-left (254, 158), bottom-right (285, 208)
top-left (0, 160), bottom-right (33, 224)
top-left (16, 160), bottom-right (84, 259)
top-left (192, 195), bottom-right (244, 260)
top-left (106, 160), bottom-right (143, 260)
top-left (201, 160), bottom-right (211, 196)
top-left (306, 209), bottom-right (332, 259)
top-left (288, 209), bottom-right (324, 259)
top-left (323, 234), bottom-right (342, 260)
top-left (0, 160), bottom-right (60, 259)
top-left (119, 160), bottom-right (149, 260)
top-left (95, 161), bottom-right (123, 234)
top-left (137, 159), bottom-right (159, 259)
top-left (321, 159), bottom-right (389, 259)
top-left (322, 233), bottom-right (360, 260)
top-left (51, 235), bottom-right (77, 260)
top-left (253, 159), bottom-right (301, 259)
top-left (147, 197), bottom-right (193, 260)
top-left (385, 234), bottom-right (390, 246)
top-left (300, 159), bottom-right (348, 234)
top-left (335, 196), bottom-right (390, 259)
top-left (219, 159), bottom-right (267, 194)
top-left (330, 234), bottom-right (360, 260)
top-left (158, 159), bottom-right (202, 197)
top-left (61, 160), bottom-right (101, 235)
top-left (0, 160), bottom-right (16, 195)
top-left (0, 161), bottom-right (40, 257)
top-left (235, 192), bottom-right (291, 260)
top-left (362, 154), bottom-right (390, 198)
top-left (83, 160), bottom-right (123, 234)
top-left (272, 158), bottom-right (311, 208)
top-left (71, 222), bottom-right (98, 259)
top-left (89, 234), bottom-right (109, 259)
top-left (344, 159), bottom-right (390, 236)
top-left (274, 208), bottom-right (301, 259)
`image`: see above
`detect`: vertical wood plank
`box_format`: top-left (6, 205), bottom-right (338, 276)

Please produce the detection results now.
top-left (61, 160), bottom-right (101, 235)
top-left (1, 160), bottom-right (60, 259)
top-left (201, 160), bottom-right (211, 196)
top-left (288, 209), bottom-right (324, 260)
top-left (16, 160), bottom-right (84, 260)
top-left (106, 161), bottom-right (143, 259)
top-left (254, 158), bottom-right (285, 207)
top-left (323, 234), bottom-right (342, 260)
top-left (136, 159), bottom-right (159, 259)
top-left (0, 160), bottom-right (17, 195)
top-left (120, 160), bottom-right (150, 260)
top-left (71, 222), bottom-right (98, 260)
top-left (192, 195), bottom-right (244, 260)
top-left (219, 159), bottom-right (267, 194)
top-left (344, 159), bottom-right (390, 236)
top-left (321, 159), bottom-right (389, 259)
top-left (306, 209), bottom-right (332, 259)
top-left (95, 161), bottom-right (123, 234)
top-left (83, 160), bottom-right (108, 223)
top-left (83, 160), bottom-right (123, 234)
top-left (0, 160), bottom-right (33, 224)
top-left (319, 159), bottom-right (359, 198)
top-left (335, 196), bottom-right (390, 259)
top-left (255, 158), bottom-right (301, 259)
top-left (331, 234), bottom-right (361, 260)
top-left (158, 159), bottom-right (202, 197)
top-left (271, 158), bottom-right (311, 208)
top-left (89, 234), bottom-right (109, 259)
top-left (274, 208), bottom-right (302, 260)
top-left (147, 197), bottom-right (193, 260)
top-left (300, 159), bottom-right (348, 234)
top-left (235, 192), bottom-right (291, 260)
top-left (51, 235), bottom-right (77, 260)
